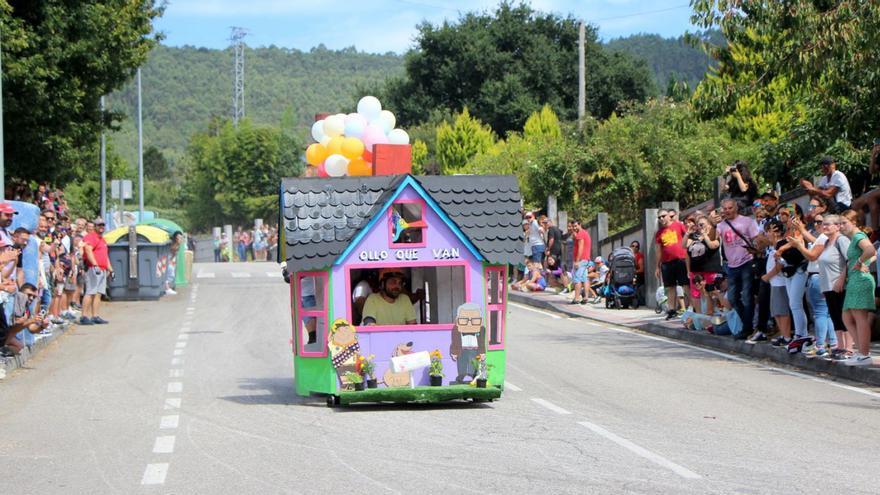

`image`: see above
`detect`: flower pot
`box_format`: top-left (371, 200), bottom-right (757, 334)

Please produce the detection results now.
top-left (353, 382), bottom-right (365, 391)
top-left (366, 378), bottom-right (378, 389)
top-left (430, 375), bottom-right (443, 386)
top-left (476, 378), bottom-right (487, 388)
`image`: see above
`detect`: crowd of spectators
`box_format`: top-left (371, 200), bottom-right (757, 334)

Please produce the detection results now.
top-left (514, 149), bottom-right (880, 367)
top-left (0, 181), bottom-right (112, 358)
top-left (212, 224), bottom-right (279, 262)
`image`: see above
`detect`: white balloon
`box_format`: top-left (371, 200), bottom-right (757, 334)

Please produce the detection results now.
top-left (319, 135), bottom-right (331, 146)
top-left (377, 110), bottom-right (396, 134)
top-left (323, 115), bottom-right (345, 137)
top-left (357, 96), bottom-right (382, 121)
top-left (310, 120), bottom-right (325, 142)
top-left (387, 128), bottom-right (410, 145)
top-left (324, 154), bottom-right (350, 177)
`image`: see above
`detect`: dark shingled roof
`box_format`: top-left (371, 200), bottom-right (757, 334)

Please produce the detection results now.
top-left (280, 174), bottom-right (522, 273)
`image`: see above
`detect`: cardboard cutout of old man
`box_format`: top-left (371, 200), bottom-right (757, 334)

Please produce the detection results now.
top-left (450, 303), bottom-right (486, 383)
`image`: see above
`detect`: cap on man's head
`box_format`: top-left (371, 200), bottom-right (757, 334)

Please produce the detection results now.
top-left (819, 156), bottom-right (836, 166)
top-left (378, 268), bottom-right (405, 281)
top-left (0, 202), bottom-right (18, 215)
top-left (94, 217), bottom-right (106, 225)
top-left (759, 191), bottom-right (779, 200)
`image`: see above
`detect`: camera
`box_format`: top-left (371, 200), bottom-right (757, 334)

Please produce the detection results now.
top-left (728, 165), bottom-right (737, 174)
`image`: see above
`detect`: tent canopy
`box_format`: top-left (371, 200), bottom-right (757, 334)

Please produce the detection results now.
top-left (143, 218), bottom-right (185, 236)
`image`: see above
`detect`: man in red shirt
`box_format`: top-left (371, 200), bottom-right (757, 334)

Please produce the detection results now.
top-left (654, 208), bottom-right (688, 319)
top-left (81, 218), bottom-right (113, 325)
top-left (569, 219), bottom-right (593, 304)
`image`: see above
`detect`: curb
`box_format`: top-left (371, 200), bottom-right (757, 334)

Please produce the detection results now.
top-left (509, 292), bottom-right (880, 387)
top-left (0, 321), bottom-right (75, 380)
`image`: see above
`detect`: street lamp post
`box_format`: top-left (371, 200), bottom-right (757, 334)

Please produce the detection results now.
top-left (137, 67), bottom-right (144, 218)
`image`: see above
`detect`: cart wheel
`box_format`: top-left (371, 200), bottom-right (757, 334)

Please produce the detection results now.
top-left (326, 395), bottom-right (340, 408)
top-left (654, 305), bottom-right (663, 314)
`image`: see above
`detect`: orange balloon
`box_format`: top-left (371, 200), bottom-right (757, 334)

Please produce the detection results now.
top-left (341, 137), bottom-right (365, 160)
top-left (347, 157), bottom-right (372, 176)
top-left (326, 136), bottom-right (344, 156)
top-left (305, 143), bottom-right (328, 166)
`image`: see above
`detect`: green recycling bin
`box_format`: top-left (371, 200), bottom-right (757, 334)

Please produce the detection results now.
top-left (104, 225), bottom-right (172, 300)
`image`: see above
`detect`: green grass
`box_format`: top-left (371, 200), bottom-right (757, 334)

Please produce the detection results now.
top-left (338, 385), bottom-right (502, 405)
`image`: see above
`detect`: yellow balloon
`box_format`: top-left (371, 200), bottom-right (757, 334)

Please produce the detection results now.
top-left (326, 136), bottom-right (344, 156)
top-left (340, 137), bottom-right (365, 160)
top-left (347, 157), bottom-right (372, 176)
top-left (305, 143), bottom-right (328, 166)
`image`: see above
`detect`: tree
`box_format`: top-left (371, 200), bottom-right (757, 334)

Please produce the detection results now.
top-left (523, 104), bottom-right (561, 141)
top-left (1, 0), bottom-right (163, 183)
top-left (435, 108), bottom-right (495, 175)
top-left (143, 146), bottom-right (170, 179)
top-left (184, 118), bottom-right (304, 230)
top-left (382, 1), bottom-right (654, 135)
top-left (690, 0), bottom-right (880, 187)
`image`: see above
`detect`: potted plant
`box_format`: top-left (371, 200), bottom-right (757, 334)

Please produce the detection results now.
top-left (357, 354), bottom-right (377, 388)
top-left (470, 354), bottom-right (492, 388)
top-left (344, 371), bottom-right (364, 391)
top-left (429, 349), bottom-right (444, 386)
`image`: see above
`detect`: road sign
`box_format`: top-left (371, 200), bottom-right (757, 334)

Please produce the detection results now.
top-left (111, 179), bottom-right (133, 200)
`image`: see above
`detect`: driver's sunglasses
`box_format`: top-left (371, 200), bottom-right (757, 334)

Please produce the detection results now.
top-left (658, 214), bottom-right (668, 219)
top-left (457, 317), bottom-right (483, 326)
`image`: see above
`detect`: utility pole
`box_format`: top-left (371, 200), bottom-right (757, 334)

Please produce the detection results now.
top-left (230, 27), bottom-right (247, 127)
top-left (100, 95), bottom-right (107, 220)
top-left (578, 21), bottom-right (586, 131)
top-left (0, 28), bottom-right (5, 200)
top-left (137, 67), bottom-right (144, 218)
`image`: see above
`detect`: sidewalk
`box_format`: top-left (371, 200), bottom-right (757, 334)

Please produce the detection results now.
top-left (509, 288), bottom-right (880, 388)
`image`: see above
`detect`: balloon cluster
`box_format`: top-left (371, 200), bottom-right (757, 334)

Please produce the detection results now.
top-left (305, 96), bottom-right (411, 177)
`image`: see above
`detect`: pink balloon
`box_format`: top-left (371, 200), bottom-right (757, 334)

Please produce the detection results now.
top-left (361, 123), bottom-right (389, 150)
top-left (316, 162), bottom-right (329, 178)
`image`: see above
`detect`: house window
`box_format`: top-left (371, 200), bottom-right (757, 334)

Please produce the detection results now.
top-left (348, 264), bottom-right (467, 329)
top-left (389, 200), bottom-right (426, 246)
top-left (485, 266), bottom-right (506, 350)
top-left (295, 271), bottom-right (328, 356)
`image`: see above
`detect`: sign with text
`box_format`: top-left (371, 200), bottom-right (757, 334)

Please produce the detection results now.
top-left (391, 351), bottom-right (430, 373)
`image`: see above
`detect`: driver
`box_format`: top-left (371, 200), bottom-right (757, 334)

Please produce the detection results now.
top-left (361, 268), bottom-right (417, 326)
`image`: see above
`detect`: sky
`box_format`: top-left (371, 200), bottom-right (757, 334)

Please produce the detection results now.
top-left (154, 0), bottom-right (697, 53)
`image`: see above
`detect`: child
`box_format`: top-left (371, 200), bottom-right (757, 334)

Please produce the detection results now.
top-left (762, 219), bottom-right (793, 347)
top-left (512, 262), bottom-right (547, 292)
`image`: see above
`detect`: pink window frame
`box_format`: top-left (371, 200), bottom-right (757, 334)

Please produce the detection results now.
top-left (294, 271), bottom-right (329, 357)
top-left (345, 260), bottom-right (470, 333)
top-left (485, 266), bottom-right (506, 350)
top-left (388, 198), bottom-right (428, 248)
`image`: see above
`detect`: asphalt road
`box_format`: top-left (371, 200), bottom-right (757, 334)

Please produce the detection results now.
top-left (1, 261), bottom-right (879, 494)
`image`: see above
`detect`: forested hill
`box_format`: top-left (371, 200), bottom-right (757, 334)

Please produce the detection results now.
top-left (107, 32), bottom-right (717, 165)
top-left (606, 30), bottom-right (722, 90)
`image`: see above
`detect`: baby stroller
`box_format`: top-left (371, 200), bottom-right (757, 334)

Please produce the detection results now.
top-left (605, 247), bottom-right (639, 309)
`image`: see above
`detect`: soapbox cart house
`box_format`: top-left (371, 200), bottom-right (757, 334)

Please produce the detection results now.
top-left (280, 174), bottom-right (521, 404)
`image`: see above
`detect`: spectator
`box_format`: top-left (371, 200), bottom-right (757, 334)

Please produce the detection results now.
top-left (2, 283), bottom-right (49, 356)
top-left (761, 219), bottom-right (793, 347)
top-left (544, 254), bottom-right (568, 290)
top-left (838, 210), bottom-right (876, 366)
top-left (588, 257), bottom-right (609, 303)
top-left (759, 191), bottom-right (780, 220)
top-left (81, 218), bottom-right (112, 325)
top-left (524, 212), bottom-right (545, 264)
top-left (542, 216), bottom-right (563, 270)
top-left (512, 262), bottom-right (546, 292)
top-left (568, 219), bottom-right (592, 305)
top-left (774, 204), bottom-right (809, 339)
top-left (849, 141), bottom-right (880, 232)
top-left (805, 196), bottom-right (831, 231)
top-left (631, 240), bottom-right (645, 305)
top-left (724, 160), bottom-right (759, 215)
top-left (213, 232), bottom-right (222, 262)
top-left (716, 198), bottom-right (760, 339)
top-left (800, 156), bottom-right (852, 213)
top-left (683, 214), bottom-right (721, 311)
top-left (654, 208), bottom-right (689, 320)
top-left (165, 232), bottom-right (182, 295)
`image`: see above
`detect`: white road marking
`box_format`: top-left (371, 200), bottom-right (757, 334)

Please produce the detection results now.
top-left (173, 349), bottom-right (184, 356)
top-left (531, 398), bottom-right (571, 415)
top-left (185, 307), bottom-right (195, 312)
top-left (159, 415), bottom-right (180, 429)
top-left (578, 420), bottom-right (701, 479)
top-left (579, 321), bottom-right (880, 400)
top-left (196, 272), bottom-right (215, 278)
top-left (180, 326), bottom-right (191, 332)
top-left (510, 302), bottom-right (562, 319)
top-left (175, 341), bottom-right (187, 349)
top-left (177, 334), bottom-right (189, 341)
top-left (164, 398), bottom-right (181, 410)
top-left (141, 463), bottom-right (168, 485)
top-left (169, 369), bottom-right (183, 378)
top-left (266, 272), bottom-right (279, 278)
top-left (231, 272), bottom-right (251, 278)
top-left (171, 357), bottom-right (183, 366)
top-left (167, 382), bottom-right (183, 393)
top-left (153, 436), bottom-right (176, 454)
top-left (503, 381), bottom-right (522, 392)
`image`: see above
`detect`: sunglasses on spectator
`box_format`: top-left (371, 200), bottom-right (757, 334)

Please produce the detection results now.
top-left (658, 214), bottom-right (668, 218)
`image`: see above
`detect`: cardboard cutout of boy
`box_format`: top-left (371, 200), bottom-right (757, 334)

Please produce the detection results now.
top-left (450, 303), bottom-right (486, 383)
top-left (328, 318), bottom-right (360, 389)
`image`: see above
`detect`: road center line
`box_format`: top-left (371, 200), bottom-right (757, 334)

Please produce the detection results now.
top-left (577, 420), bottom-right (701, 479)
top-left (177, 334), bottom-right (189, 341)
top-left (171, 357), bottom-right (183, 366)
top-left (196, 272), bottom-right (215, 278)
top-left (231, 272), bottom-right (251, 278)
top-left (509, 302), bottom-right (562, 319)
top-left (503, 381), bottom-right (522, 392)
top-left (159, 415), bottom-right (180, 429)
top-left (164, 398), bottom-right (181, 410)
top-left (173, 349), bottom-right (184, 356)
top-left (141, 463), bottom-right (168, 485)
top-left (175, 342), bottom-right (187, 348)
top-left (531, 398), bottom-right (571, 415)
top-left (152, 436), bottom-right (176, 454)
top-left (169, 369), bottom-right (183, 378)
top-left (167, 382), bottom-right (183, 393)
